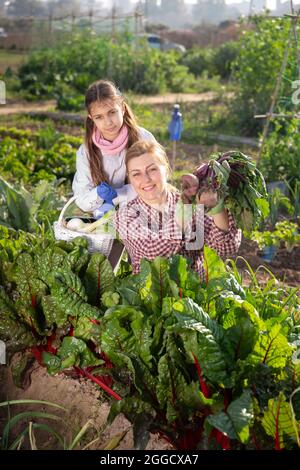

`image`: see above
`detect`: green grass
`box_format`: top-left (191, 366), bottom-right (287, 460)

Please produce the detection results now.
top-left (0, 50), bottom-right (28, 74)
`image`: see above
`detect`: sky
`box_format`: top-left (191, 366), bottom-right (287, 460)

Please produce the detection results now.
top-left (103, 1), bottom-right (300, 10)
top-left (99, 0), bottom-right (300, 10)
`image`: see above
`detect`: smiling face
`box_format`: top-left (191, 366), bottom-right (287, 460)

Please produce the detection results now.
top-left (89, 99), bottom-right (125, 141)
top-left (127, 152), bottom-right (168, 206)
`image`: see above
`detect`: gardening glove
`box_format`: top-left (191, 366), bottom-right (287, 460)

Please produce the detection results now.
top-left (96, 182), bottom-right (118, 204)
top-left (93, 202), bottom-right (115, 220)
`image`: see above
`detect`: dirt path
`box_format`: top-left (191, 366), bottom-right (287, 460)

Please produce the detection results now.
top-left (0, 92), bottom-right (222, 116)
top-left (0, 100), bottom-right (57, 116)
top-left (131, 91), bottom-right (223, 105)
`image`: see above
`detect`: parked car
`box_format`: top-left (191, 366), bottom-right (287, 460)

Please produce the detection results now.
top-left (0, 28), bottom-right (8, 38)
top-left (137, 33), bottom-right (186, 53)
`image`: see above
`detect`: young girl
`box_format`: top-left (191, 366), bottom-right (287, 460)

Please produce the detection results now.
top-left (72, 80), bottom-right (156, 213)
top-left (115, 140), bottom-right (242, 278)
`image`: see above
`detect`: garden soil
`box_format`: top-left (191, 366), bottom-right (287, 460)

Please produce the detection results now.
top-left (237, 238), bottom-right (300, 287)
top-left (0, 362), bottom-right (174, 450)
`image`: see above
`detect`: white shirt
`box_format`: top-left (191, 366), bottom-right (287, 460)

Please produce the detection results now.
top-left (72, 127), bottom-right (156, 212)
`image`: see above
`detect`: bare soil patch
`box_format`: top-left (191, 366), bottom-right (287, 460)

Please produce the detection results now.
top-left (237, 238), bottom-right (300, 287)
top-left (0, 363), bottom-right (173, 450)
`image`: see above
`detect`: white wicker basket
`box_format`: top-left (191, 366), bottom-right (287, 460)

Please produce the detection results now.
top-left (53, 196), bottom-right (114, 256)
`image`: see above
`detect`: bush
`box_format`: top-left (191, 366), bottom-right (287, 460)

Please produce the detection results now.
top-left (258, 119), bottom-right (300, 188)
top-left (211, 41), bottom-right (239, 79)
top-left (179, 46), bottom-right (213, 77)
top-left (231, 16), bottom-right (295, 135)
top-left (18, 33), bottom-right (195, 109)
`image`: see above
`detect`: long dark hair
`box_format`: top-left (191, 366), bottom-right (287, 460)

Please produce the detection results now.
top-left (85, 80), bottom-right (140, 186)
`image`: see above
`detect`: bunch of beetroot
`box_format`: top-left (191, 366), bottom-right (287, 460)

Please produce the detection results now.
top-left (181, 151), bottom-right (269, 233)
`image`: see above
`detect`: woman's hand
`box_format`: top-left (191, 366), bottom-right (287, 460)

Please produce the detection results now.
top-left (181, 174), bottom-right (199, 203)
top-left (197, 190), bottom-right (229, 231)
top-left (197, 189), bottom-right (219, 208)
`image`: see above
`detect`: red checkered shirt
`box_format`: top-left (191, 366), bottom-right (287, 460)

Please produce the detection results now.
top-left (115, 191), bottom-right (241, 278)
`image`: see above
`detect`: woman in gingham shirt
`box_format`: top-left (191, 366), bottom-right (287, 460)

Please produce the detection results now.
top-left (115, 140), bottom-right (241, 277)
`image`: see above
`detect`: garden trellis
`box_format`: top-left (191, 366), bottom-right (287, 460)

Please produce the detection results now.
top-left (0, 7), bottom-right (145, 50)
top-left (255, 0), bottom-right (300, 162)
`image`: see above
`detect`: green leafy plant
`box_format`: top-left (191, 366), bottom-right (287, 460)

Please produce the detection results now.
top-left (274, 220), bottom-right (300, 252)
top-left (250, 229), bottom-right (281, 250)
top-left (185, 150), bottom-right (270, 233)
top-left (259, 120), bottom-right (300, 187)
top-left (266, 188), bottom-right (293, 230)
top-left (0, 236), bottom-right (114, 375)
top-left (17, 33), bottom-right (196, 109)
top-left (251, 220), bottom-right (300, 253)
top-left (0, 176), bottom-right (64, 233)
top-left (98, 248), bottom-right (300, 450)
top-left (0, 127), bottom-right (79, 185)
top-left (285, 179), bottom-right (300, 220)
top-left (1, 239), bottom-right (300, 450)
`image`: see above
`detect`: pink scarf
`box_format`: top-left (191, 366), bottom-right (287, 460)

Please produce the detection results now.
top-left (92, 125), bottom-right (129, 155)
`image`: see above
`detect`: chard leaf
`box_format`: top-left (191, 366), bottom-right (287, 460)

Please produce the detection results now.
top-left (206, 273), bottom-right (246, 301)
top-left (65, 244), bottom-right (89, 274)
top-left (0, 288), bottom-right (36, 351)
top-left (139, 257), bottom-right (176, 315)
top-left (207, 390), bottom-right (253, 443)
top-left (251, 324), bottom-right (293, 369)
top-left (203, 246), bottom-right (226, 282)
top-left (224, 315), bottom-right (258, 362)
top-left (108, 396), bottom-right (155, 426)
top-left (35, 246), bottom-right (68, 283)
top-left (169, 255), bottom-right (188, 288)
top-left (133, 412), bottom-right (153, 450)
top-left (116, 273), bottom-right (144, 306)
top-left (157, 354), bottom-right (202, 423)
top-left (0, 176), bottom-right (32, 231)
top-left (262, 392), bottom-right (298, 449)
top-left (42, 351), bottom-right (62, 375)
top-left (74, 315), bottom-right (102, 345)
top-left (15, 252), bottom-right (48, 306)
top-left (101, 306), bottom-right (152, 368)
top-left (41, 295), bottom-right (69, 328)
top-left (48, 269), bottom-right (100, 319)
top-left (83, 253), bottom-right (114, 307)
top-left (43, 337), bottom-right (103, 374)
top-left (168, 298), bottom-right (230, 386)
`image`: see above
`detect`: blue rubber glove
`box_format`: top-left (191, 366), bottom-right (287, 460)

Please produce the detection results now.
top-left (93, 203), bottom-right (115, 220)
top-left (96, 182), bottom-right (117, 204)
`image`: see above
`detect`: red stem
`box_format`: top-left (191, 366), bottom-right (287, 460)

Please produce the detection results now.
top-left (75, 367), bottom-right (122, 401)
top-left (192, 353), bottom-right (211, 398)
top-left (275, 396), bottom-right (282, 451)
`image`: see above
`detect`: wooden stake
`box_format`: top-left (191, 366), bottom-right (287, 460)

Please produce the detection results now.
top-left (257, 24), bottom-right (293, 163)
